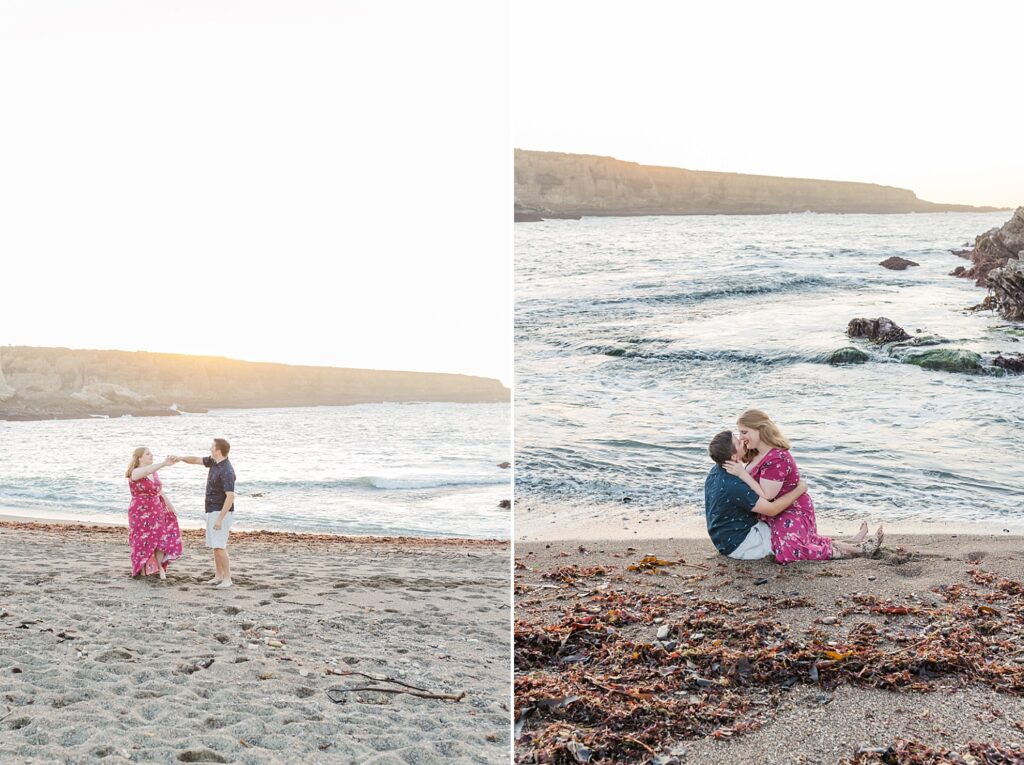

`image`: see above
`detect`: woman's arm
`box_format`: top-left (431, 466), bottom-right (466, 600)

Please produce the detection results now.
top-left (753, 480), bottom-right (807, 518)
top-left (130, 457), bottom-right (174, 482)
top-left (757, 477), bottom-right (784, 501)
top-left (724, 461), bottom-right (769, 499)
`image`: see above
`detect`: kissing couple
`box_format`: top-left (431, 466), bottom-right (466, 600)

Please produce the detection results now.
top-left (124, 438), bottom-right (237, 587)
top-left (704, 410), bottom-right (883, 563)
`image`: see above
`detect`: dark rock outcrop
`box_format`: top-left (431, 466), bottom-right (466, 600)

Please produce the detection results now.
top-left (988, 259), bottom-right (1024, 321)
top-left (993, 353), bottom-right (1024, 374)
top-left (847, 317), bottom-right (911, 344)
top-left (879, 256), bottom-right (919, 270)
top-left (515, 150), bottom-right (1009, 218)
top-left (952, 207), bottom-right (1024, 287)
top-left (0, 346), bottom-right (510, 421)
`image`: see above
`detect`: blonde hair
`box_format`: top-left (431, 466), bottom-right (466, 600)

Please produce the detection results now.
top-left (126, 447), bottom-right (148, 479)
top-left (737, 409), bottom-right (791, 451)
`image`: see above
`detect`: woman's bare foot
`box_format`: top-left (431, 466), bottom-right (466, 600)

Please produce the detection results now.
top-left (852, 521), bottom-right (869, 542)
top-left (208, 576), bottom-right (223, 585)
top-left (858, 526), bottom-right (884, 557)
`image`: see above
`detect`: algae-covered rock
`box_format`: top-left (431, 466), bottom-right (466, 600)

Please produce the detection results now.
top-left (902, 349), bottom-right (983, 373)
top-left (819, 347), bottom-right (870, 365)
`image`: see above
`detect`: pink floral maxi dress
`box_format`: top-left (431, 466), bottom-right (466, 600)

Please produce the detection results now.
top-left (750, 448), bottom-right (833, 564)
top-left (127, 473), bottom-right (183, 576)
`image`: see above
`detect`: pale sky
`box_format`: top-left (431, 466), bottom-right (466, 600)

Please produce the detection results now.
top-left (0, 1), bottom-right (511, 386)
top-left (513, 0), bottom-right (1023, 209)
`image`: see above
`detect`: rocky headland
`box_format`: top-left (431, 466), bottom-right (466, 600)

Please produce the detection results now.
top-left (951, 207), bottom-right (1024, 321)
top-left (514, 150), bottom-right (1008, 219)
top-left (0, 346), bottom-right (510, 421)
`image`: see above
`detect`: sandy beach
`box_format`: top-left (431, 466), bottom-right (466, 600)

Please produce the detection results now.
top-left (0, 519), bottom-right (510, 765)
top-left (515, 531), bottom-right (1024, 764)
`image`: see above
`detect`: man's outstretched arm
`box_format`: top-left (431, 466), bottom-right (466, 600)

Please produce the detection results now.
top-left (754, 480), bottom-right (807, 518)
top-left (175, 455), bottom-right (206, 465)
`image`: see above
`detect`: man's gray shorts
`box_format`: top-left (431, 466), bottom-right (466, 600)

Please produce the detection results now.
top-left (728, 521), bottom-right (773, 560)
top-left (205, 512), bottom-right (235, 549)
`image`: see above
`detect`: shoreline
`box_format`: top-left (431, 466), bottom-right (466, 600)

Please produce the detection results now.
top-left (0, 398), bottom-right (512, 423)
top-left (515, 501), bottom-right (1024, 542)
top-left (0, 512), bottom-right (508, 547)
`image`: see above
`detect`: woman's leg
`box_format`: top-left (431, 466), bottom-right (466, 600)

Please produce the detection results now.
top-left (154, 549), bottom-right (166, 579)
top-left (844, 521), bottom-right (869, 543)
top-left (832, 526), bottom-right (883, 559)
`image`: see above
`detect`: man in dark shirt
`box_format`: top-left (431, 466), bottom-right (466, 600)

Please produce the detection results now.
top-left (704, 430), bottom-right (807, 560)
top-left (177, 438), bottom-right (237, 588)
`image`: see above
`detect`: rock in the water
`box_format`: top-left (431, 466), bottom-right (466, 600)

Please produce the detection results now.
top-left (988, 258), bottom-right (1024, 321)
top-left (993, 353), bottom-right (1024, 374)
top-left (847, 317), bottom-right (911, 344)
top-left (819, 347), bottom-right (870, 365)
top-left (952, 206), bottom-right (1024, 287)
top-left (498, 499), bottom-right (511, 509)
top-left (949, 265), bottom-right (967, 276)
top-left (903, 349), bottom-right (983, 373)
top-left (879, 256), bottom-right (919, 270)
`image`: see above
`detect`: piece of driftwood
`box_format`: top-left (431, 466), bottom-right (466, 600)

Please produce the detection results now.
top-left (326, 670), bottom-right (465, 703)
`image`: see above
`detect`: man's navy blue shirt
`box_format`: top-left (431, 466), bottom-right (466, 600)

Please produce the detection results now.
top-left (202, 457), bottom-right (236, 513)
top-left (704, 464), bottom-right (759, 555)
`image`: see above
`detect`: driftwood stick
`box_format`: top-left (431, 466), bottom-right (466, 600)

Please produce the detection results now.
top-left (327, 685), bottom-right (465, 702)
top-left (330, 669), bottom-right (444, 694)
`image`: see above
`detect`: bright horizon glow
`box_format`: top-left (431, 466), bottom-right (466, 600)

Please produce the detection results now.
top-left (0, 1), bottom-right (511, 387)
top-left (513, 0), bottom-right (1023, 209)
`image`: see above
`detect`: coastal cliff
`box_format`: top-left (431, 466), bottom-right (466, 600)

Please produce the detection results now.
top-left (515, 150), bottom-right (1006, 219)
top-left (952, 207), bottom-right (1024, 321)
top-left (0, 347), bottom-right (510, 421)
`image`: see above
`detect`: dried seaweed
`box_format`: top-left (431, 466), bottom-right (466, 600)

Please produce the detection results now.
top-left (516, 564), bottom-right (1024, 764)
top-left (844, 740), bottom-right (1024, 764)
top-left (542, 566), bottom-right (612, 583)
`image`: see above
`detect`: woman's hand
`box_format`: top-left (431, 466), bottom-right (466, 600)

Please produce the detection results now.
top-left (723, 459), bottom-right (746, 477)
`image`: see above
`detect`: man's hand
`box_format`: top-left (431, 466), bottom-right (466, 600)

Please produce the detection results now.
top-left (213, 519), bottom-right (223, 530)
top-left (723, 460), bottom-right (746, 477)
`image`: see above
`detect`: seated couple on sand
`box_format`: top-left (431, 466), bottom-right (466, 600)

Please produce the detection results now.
top-left (124, 438), bottom-right (237, 587)
top-left (704, 409), bottom-right (883, 564)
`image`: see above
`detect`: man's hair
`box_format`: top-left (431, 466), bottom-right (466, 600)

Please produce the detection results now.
top-left (213, 438), bottom-right (231, 456)
top-left (708, 430), bottom-right (735, 467)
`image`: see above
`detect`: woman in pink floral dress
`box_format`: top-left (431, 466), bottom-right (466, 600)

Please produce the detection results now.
top-left (126, 448), bottom-right (183, 579)
top-left (726, 409), bottom-right (883, 564)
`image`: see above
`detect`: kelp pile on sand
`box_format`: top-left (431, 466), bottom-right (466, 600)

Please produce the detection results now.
top-left (514, 559), bottom-right (1024, 764)
top-left (844, 740), bottom-right (1024, 765)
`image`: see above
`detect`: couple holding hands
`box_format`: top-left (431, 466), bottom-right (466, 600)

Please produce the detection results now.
top-left (124, 438), bottom-right (237, 587)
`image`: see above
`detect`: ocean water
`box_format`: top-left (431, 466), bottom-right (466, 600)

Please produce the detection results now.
top-left (0, 403), bottom-right (511, 538)
top-left (516, 212), bottom-right (1024, 525)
